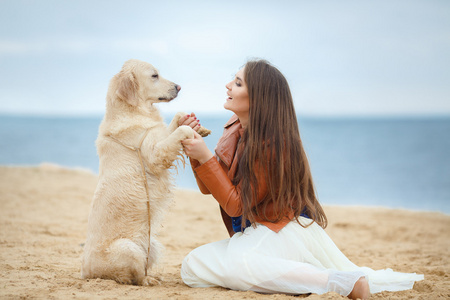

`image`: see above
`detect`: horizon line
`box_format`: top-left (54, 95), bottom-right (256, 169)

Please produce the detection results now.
top-left (1, 111), bottom-right (450, 120)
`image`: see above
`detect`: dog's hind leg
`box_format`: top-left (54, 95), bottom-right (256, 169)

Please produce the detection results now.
top-left (106, 238), bottom-right (161, 286)
top-left (141, 237), bottom-right (164, 286)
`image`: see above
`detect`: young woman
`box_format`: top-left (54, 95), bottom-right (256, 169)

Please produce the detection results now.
top-left (179, 60), bottom-right (423, 299)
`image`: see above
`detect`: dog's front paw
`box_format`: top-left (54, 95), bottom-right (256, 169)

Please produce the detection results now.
top-left (174, 111), bottom-right (188, 126)
top-left (197, 126), bottom-right (212, 137)
top-left (178, 125), bottom-right (195, 139)
top-left (141, 275), bottom-right (162, 286)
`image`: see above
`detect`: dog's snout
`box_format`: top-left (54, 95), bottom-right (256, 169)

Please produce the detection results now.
top-left (175, 85), bottom-right (181, 92)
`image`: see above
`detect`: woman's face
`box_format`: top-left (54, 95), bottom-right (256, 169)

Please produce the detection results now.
top-left (224, 68), bottom-right (250, 119)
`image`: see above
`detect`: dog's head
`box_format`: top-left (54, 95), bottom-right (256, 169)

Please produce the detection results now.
top-left (110, 59), bottom-right (180, 109)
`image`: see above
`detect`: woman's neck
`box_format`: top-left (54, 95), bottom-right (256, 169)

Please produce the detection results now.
top-left (236, 114), bottom-right (248, 128)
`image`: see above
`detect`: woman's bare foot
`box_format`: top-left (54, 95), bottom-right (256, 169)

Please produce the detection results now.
top-left (348, 277), bottom-right (370, 299)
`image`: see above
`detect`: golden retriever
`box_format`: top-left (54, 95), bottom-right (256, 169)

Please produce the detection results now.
top-left (81, 59), bottom-right (210, 285)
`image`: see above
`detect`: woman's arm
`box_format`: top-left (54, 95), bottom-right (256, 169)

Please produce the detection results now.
top-left (185, 134), bottom-right (236, 236)
top-left (220, 207), bottom-right (235, 237)
top-left (178, 113), bottom-right (212, 194)
top-left (182, 131), bottom-right (268, 218)
top-left (193, 157), bottom-right (268, 217)
top-left (189, 157), bottom-right (211, 195)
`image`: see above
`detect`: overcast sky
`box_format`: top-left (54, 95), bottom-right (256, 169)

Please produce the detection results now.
top-left (0, 0), bottom-right (449, 117)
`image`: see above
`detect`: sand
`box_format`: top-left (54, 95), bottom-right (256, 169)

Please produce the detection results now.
top-left (0, 164), bottom-right (449, 299)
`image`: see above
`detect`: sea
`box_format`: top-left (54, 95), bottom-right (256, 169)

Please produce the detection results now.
top-left (1, 113), bottom-right (449, 214)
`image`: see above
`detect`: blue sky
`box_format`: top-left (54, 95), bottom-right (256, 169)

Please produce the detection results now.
top-left (0, 0), bottom-right (449, 116)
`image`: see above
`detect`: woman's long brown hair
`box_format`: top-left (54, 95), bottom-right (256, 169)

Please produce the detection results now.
top-left (235, 60), bottom-right (328, 229)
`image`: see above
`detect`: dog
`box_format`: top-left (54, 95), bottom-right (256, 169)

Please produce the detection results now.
top-left (81, 59), bottom-right (210, 285)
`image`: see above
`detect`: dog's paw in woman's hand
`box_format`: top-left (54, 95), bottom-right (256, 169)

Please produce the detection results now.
top-left (177, 125), bottom-right (195, 139)
top-left (178, 112), bottom-right (212, 137)
top-left (197, 126), bottom-right (211, 137)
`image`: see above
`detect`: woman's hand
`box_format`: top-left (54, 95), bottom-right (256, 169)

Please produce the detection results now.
top-left (182, 131), bottom-right (213, 164)
top-left (178, 112), bottom-right (201, 132)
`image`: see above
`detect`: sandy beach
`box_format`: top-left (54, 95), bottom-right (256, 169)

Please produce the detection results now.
top-left (0, 164), bottom-right (448, 299)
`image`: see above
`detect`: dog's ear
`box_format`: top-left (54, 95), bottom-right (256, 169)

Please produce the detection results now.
top-left (116, 71), bottom-right (139, 107)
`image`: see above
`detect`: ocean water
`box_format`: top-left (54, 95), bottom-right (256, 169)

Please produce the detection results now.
top-left (0, 114), bottom-right (449, 214)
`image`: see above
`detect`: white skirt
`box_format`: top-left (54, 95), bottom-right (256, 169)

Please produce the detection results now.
top-left (181, 218), bottom-right (424, 296)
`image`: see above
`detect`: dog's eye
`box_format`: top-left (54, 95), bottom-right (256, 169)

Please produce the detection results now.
top-left (152, 74), bottom-right (159, 79)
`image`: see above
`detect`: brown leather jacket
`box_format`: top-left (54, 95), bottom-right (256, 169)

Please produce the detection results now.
top-left (191, 115), bottom-right (294, 234)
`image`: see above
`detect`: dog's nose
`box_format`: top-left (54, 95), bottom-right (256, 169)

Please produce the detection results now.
top-left (175, 85), bottom-right (181, 92)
